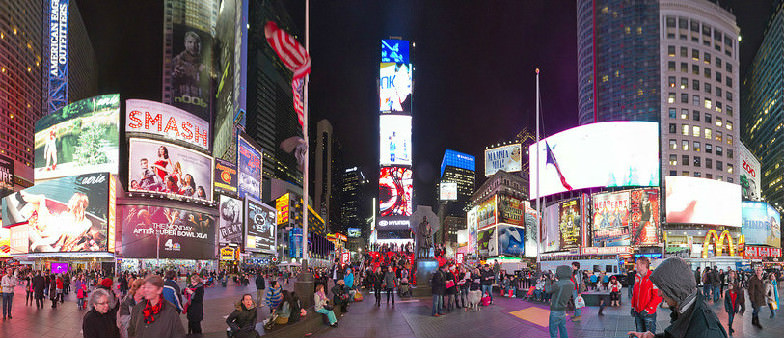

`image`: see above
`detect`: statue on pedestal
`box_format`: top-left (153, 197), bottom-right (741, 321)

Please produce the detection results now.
top-left (417, 216), bottom-right (433, 258)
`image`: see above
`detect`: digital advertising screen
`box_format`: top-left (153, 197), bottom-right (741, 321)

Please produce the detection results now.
top-left (119, 204), bottom-right (215, 259)
top-left (477, 226), bottom-right (497, 257)
top-left (742, 202), bottom-right (781, 248)
top-left (542, 203), bottom-right (560, 252)
top-left (467, 207), bottom-right (478, 254)
top-left (381, 39), bottom-right (410, 64)
top-left (48, 0), bottom-right (69, 112)
top-left (591, 191), bottom-right (631, 247)
top-left (439, 182), bottom-right (458, 201)
top-left (347, 228), bottom-right (361, 237)
top-left (51, 262), bottom-right (68, 274)
top-left (498, 194), bottom-right (525, 226)
top-left (665, 176), bottom-right (742, 227)
top-left (214, 158), bottom-right (238, 195)
top-left (128, 138), bottom-right (213, 203)
top-left (379, 166), bottom-right (413, 217)
top-left (739, 142), bottom-right (761, 201)
top-left (289, 228), bottom-right (303, 258)
top-left (379, 115), bottom-right (412, 166)
top-left (476, 196), bottom-right (497, 229)
top-left (523, 202), bottom-right (539, 257)
top-left (35, 94), bottom-right (120, 180)
top-left (528, 122), bottom-right (660, 199)
top-left (558, 198), bottom-right (582, 250)
top-left (379, 39), bottom-right (412, 113)
top-left (0, 154), bottom-right (13, 197)
top-left (629, 188), bottom-right (661, 246)
top-left (237, 135), bottom-right (261, 201)
top-left (497, 224), bottom-right (524, 256)
top-left (218, 195), bottom-right (243, 244)
top-left (125, 99), bottom-right (210, 151)
top-left (1, 173), bottom-right (109, 253)
top-left (485, 144), bottom-right (523, 177)
top-left (245, 198), bottom-right (276, 254)
top-left (0, 227), bottom-right (10, 257)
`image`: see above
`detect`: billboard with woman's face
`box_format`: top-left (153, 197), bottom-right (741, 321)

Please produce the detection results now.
top-left (127, 138), bottom-right (213, 203)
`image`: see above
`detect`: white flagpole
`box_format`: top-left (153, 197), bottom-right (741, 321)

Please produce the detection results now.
top-left (302, 0), bottom-right (310, 264)
top-left (535, 68), bottom-right (541, 268)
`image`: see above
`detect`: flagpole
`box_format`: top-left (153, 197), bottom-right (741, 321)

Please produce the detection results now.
top-left (535, 68), bottom-right (541, 269)
top-left (303, 0), bottom-right (310, 265)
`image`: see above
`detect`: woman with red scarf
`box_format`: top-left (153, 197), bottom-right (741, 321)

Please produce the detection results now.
top-left (128, 275), bottom-right (185, 338)
top-left (724, 282), bottom-right (742, 335)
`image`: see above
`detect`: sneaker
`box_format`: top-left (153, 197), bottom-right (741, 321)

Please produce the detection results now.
top-left (433, 314), bottom-right (440, 317)
top-left (572, 316), bottom-right (581, 322)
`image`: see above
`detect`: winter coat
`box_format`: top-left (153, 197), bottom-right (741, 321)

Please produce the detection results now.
top-left (430, 270), bottom-right (446, 295)
top-left (185, 284), bottom-right (204, 322)
top-left (226, 304), bottom-right (259, 338)
top-left (343, 272), bottom-right (354, 289)
top-left (550, 266), bottom-right (574, 311)
top-left (127, 298), bottom-right (185, 338)
top-left (724, 289), bottom-right (740, 314)
top-left (445, 271), bottom-right (457, 295)
top-left (255, 275), bottom-right (265, 290)
top-left (480, 270), bottom-right (494, 285)
top-left (765, 281), bottom-right (779, 305)
top-left (118, 294), bottom-right (137, 338)
top-left (655, 292), bottom-right (727, 338)
top-left (162, 279), bottom-right (183, 313)
top-left (632, 270), bottom-right (662, 314)
top-left (748, 275), bottom-right (766, 306)
top-left (83, 309), bottom-right (121, 338)
top-left (371, 272), bottom-right (384, 289)
top-left (383, 271), bottom-right (396, 289)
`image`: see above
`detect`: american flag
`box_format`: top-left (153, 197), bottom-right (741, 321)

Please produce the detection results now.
top-left (265, 21), bottom-right (311, 128)
top-left (546, 141), bottom-right (573, 191)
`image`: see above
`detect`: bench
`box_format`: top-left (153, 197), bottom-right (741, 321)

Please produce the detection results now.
top-left (262, 304), bottom-right (344, 337)
top-left (580, 290), bottom-right (622, 307)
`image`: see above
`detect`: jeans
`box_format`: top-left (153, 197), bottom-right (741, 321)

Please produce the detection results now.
top-left (77, 298), bottom-right (85, 310)
top-left (628, 284), bottom-right (634, 299)
top-left (1, 293), bottom-right (12, 318)
top-left (386, 287), bottom-right (394, 304)
top-left (703, 284), bottom-right (711, 299)
top-left (481, 285), bottom-right (493, 303)
top-left (713, 285), bottom-right (720, 302)
top-left (459, 287), bottom-right (468, 307)
top-left (549, 310), bottom-right (568, 338)
top-left (727, 311), bottom-right (735, 329)
top-left (770, 303), bottom-right (777, 318)
top-left (632, 310), bottom-right (657, 333)
top-left (572, 290), bottom-right (581, 317)
top-left (431, 294), bottom-right (443, 315)
top-left (316, 308), bottom-right (337, 325)
top-left (374, 287), bottom-right (382, 305)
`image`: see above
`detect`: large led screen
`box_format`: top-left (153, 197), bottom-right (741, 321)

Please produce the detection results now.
top-left (498, 224), bottom-right (524, 256)
top-left (592, 191), bottom-right (631, 247)
top-left (439, 182), bottom-right (457, 201)
top-left (245, 198), bottom-right (276, 254)
top-left (379, 39), bottom-right (411, 113)
top-left (665, 176), bottom-right (742, 227)
top-left (35, 94), bottom-right (120, 180)
top-left (528, 122), bottom-right (660, 199)
top-left (0, 154), bottom-right (13, 197)
top-left (739, 143), bottom-right (761, 201)
top-left (380, 115), bottom-right (412, 166)
top-left (630, 188), bottom-right (661, 245)
top-left (120, 204), bottom-right (215, 259)
top-left (214, 158), bottom-right (238, 195)
top-left (477, 226), bottom-right (497, 257)
top-left (218, 195), bottom-right (243, 244)
top-left (542, 203), bottom-right (560, 252)
top-left (0, 227), bottom-right (9, 257)
top-left (467, 207), bottom-right (477, 254)
top-left (125, 99), bottom-right (210, 151)
top-left (742, 202), bottom-right (781, 248)
top-left (523, 201), bottom-right (539, 257)
top-left (237, 135), bottom-right (261, 201)
top-left (485, 144), bottom-right (523, 177)
top-left (558, 198), bottom-right (582, 250)
top-left (1, 173), bottom-right (109, 253)
top-left (379, 167), bottom-right (413, 217)
top-left (128, 138), bottom-right (213, 203)
top-left (476, 196), bottom-right (497, 229)
top-left (47, 0), bottom-right (69, 112)
top-left (498, 194), bottom-right (525, 226)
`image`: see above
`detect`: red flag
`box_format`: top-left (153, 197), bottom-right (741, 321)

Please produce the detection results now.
top-left (264, 21), bottom-right (311, 127)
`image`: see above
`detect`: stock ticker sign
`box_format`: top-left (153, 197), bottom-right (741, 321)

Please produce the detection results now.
top-left (744, 246), bottom-right (782, 259)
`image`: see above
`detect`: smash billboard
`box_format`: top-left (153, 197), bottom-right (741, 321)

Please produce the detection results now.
top-left (125, 99), bottom-right (210, 151)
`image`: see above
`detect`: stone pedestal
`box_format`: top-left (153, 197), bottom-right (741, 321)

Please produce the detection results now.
top-left (294, 259), bottom-right (315, 308)
top-left (412, 259), bottom-right (439, 297)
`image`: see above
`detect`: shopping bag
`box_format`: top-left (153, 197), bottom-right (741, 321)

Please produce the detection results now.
top-left (354, 291), bottom-right (364, 302)
top-left (772, 301), bottom-right (778, 311)
top-left (575, 295), bottom-right (585, 309)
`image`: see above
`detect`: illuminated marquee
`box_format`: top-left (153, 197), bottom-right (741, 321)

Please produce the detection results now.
top-left (126, 99), bottom-right (210, 150)
top-left (702, 230), bottom-right (736, 258)
top-left (48, 0), bottom-right (69, 113)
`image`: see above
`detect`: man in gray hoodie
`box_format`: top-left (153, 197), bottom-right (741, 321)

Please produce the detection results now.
top-left (549, 265), bottom-right (574, 338)
top-left (628, 257), bottom-right (727, 338)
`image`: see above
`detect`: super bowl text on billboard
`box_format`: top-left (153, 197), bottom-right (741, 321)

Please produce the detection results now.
top-left (120, 204), bottom-right (215, 259)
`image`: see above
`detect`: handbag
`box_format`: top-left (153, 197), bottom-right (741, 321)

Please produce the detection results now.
top-left (323, 304), bottom-right (334, 311)
top-left (772, 301), bottom-right (778, 311)
top-left (445, 280), bottom-right (455, 289)
top-left (575, 295), bottom-right (585, 309)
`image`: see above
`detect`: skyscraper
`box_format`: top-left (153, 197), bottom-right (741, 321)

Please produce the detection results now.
top-left (578, 0), bottom-right (741, 182)
top-left (741, 0), bottom-right (784, 211)
top-left (341, 166), bottom-right (368, 235)
top-left (314, 119), bottom-right (344, 232)
top-left (439, 149), bottom-right (475, 212)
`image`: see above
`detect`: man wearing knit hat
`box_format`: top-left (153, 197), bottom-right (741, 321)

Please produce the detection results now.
top-left (628, 257), bottom-right (727, 338)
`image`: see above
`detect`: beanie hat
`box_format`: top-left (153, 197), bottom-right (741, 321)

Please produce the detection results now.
top-left (100, 278), bottom-right (113, 288)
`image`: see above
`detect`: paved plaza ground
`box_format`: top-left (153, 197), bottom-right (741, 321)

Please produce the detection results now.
top-left (1, 278), bottom-right (782, 338)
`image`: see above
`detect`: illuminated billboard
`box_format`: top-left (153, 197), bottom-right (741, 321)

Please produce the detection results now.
top-left (48, 0), bottom-right (69, 113)
top-left (0, 154), bottom-right (13, 196)
top-left (592, 191), bottom-right (631, 247)
top-left (523, 201), bottom-right (539, 257)
top-left (665, 176), bottom-right (742, 227)
top-left (742, 202), bottom-right (781, 248)
top-left (380, 115), bottom-right (412, 166)
top-left (35, 94), bottom-right (121, 181)
top-left (237, 135), bottom-right (261, 201)
top-left (558, 198), bottom-right (583, 250)
top-left (0, 228), bottom-right (9, 257)
top-left (498, 224), bottom-right (524, 256)
top-left (128, 138), bottom-right (213, 203)
top-left (485, 144), bottom-right (523, 177)
top-left (498, 194), bottom-right (525, 226)
top-left (1, 173), bottom-right (110, 253)
top-left (120, 204), bottom-right (215, 259)
top-left (542, 203), bottom-right (560, 252)
top-left (477, 226), bottom-right (497, 257)
top-left (125, 99), bottom-right (210, 151)
top-left (476, 196), bottom-right (497, 229)
top-left (276, 193), bottom-right (290, 225)
top-left (439, 182), bottom-right (457, 201)
top-left (218, 195), bottom-right (243, 244)
top-left (529, 122), bottom-right (660, 199)
top-left (245, 198), bottom-right (276, 254)
top-left (467, 207), bottom-right (477, 254)
top-left (379, 167), bottom-right (413, 217)
top-left (379, 40), bottom-right (411, 113)
top-left (630, 188), bottom-right (661, 246)
top-left (739, 142), bottom-right (761, 201)
top-left (214, 158), bottom-right (237, 195)
top-left (347, 228), bottom-right (361, 237)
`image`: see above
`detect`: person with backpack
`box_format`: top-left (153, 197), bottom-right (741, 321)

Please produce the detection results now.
top-left (431, 264), bottom-right (446, 316)
top-left (570, 262), bottom-right (583, 321)
top-left (549, 265), bottom-right (574, 338)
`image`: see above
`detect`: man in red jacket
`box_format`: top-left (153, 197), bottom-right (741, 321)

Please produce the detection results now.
top-left (631, 257), bottom-right (661, 334)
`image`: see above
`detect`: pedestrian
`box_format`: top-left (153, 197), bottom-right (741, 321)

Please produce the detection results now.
top-left (331, 279), bottom-right (350, 312)
top-left (288, 291), bottom-right (302, 323)
top-left (56, 274), bottom-right (64, 304)
top-left (127, 275), bottom-right (186, 338)
top-left (719, 269), bottom-right (726, 296)
top-left (82, 288), bottom-right (121, 338)
top-left (549, 265), bottom-right (573, 338)
top-left (711, 267), bottom-right (721, 302)
top-left (694, 267), bottom-right (701, 287)
top-left (480, 265), bottom-right (494, 305)
top-left (76, 275), bottom-right (89, 310)
top-left (383, 265), bottom-right (396, 306)
top-left (727, 270), bottom-right (745, 314)
top-left (184, 275), bottom-right (204, 335)
top-left (119, 279), bottom-right (145, 338)
top-left (631, 257), bottom-right (661, 334)
top-left (493, 260), bottom-right (501, 286)
top-left (609, 276), bottom-right (622, 307)
top-left (313, 284), bottom-right (338, 327)
top-left (628, 257), bottom-right (727, 338)
top-left (431, 264), bottom-right (446, 316)
top-left (627, 268), bottom-right (635, 299)
top-left (162, 270), bottom-right (183, 313)
top-left (49, 273), bottom-right (58, 308)
top-left (371, 266), bottom-right (383, 307)
top-left (766, 273), bottom-right (778, 318)
top-left (32, 271), bottom-right (45, 309)
top-left (264, 281), bottom-right (283, 313)
top-left (444, 265), bottom-right (457, 311)
top-left (702, 267), bottom-right (712, 300)
top-left (226, 294), bottom-right (260, 338)
top-left (275, 290), bottom-right (292, 325)
top-left (25, 272), bottom-right (33, 306)
top-left (724, 282), bottom-right (741, 335)
top-left (1, 268), bottom-right (16, 319)
top-left (457, 266), bottom-right (469, 308)
top-left (570, 262), bottom-right (582, 321)
top-left (748, 266), bottom-right (766, 329)
top-left (255, 271), bottom-right (265, 307)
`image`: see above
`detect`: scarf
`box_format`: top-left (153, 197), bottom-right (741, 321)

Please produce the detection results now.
top-left (729, 291), bottom-right (737, 310)
top-left (143, 296), bottom-right (164, 324)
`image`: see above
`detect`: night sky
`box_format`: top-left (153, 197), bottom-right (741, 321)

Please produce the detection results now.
top-left (78, 0), bottom-right (775, 208)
